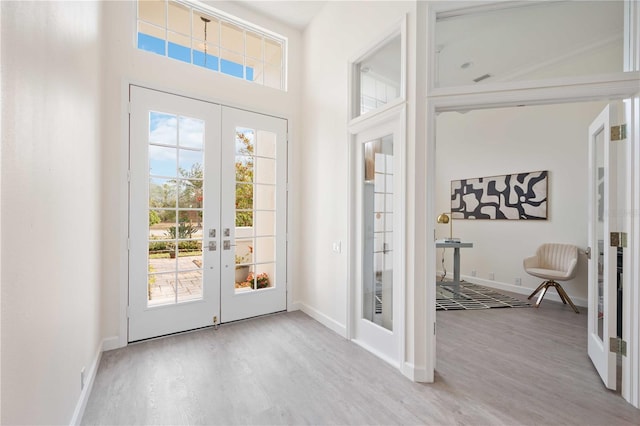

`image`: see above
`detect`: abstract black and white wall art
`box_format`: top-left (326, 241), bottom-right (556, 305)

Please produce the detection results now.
top-left (451, 170), bottom-right (548, 220)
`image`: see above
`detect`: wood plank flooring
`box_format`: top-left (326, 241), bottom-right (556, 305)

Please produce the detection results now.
top-left (82, 302), bottom-right (640, 425)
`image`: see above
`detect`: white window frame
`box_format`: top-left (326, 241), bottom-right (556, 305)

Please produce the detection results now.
top-left (136, 0), bottom-right (288, 91)
top-left (348, 17), bottom-right (407, 125)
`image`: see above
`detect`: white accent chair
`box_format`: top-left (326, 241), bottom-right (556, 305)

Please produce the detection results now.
top-left (524, 243), bottom-right (579, 313)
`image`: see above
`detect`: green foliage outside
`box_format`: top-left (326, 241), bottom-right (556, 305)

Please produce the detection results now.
top-left (149, 210), bottom-right (161, 226)
top-left (235, 131), bottom-right (254, 227)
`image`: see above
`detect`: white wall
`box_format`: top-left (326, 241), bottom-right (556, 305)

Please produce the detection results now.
top-left (1, 1), bottom-right (103, 424)
top-left (100, 0), bottom-right (303, 343)
top-left (435, 101), bottom-right (608, 305)
top-left (297, 1), bottom-right (415, 333)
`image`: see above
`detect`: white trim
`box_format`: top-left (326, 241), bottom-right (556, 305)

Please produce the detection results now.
top-left (402, 362), bottom-right (430, 382)
top-left (424, 99), bottom-right (437, 384)
top-left (118, 80), bottom-right (130, 349)
top-left (352, 339), bottom-right (400, 369)
top-left (298, 302), bottom-right (347, 338)
top-left (348, 15), bottom-right (407, 122)
top-left (69, 339), bottom-right (106, 426)
top-left (429, 72), bottom-right (640, 112)
top-left (101, 336), bottom-right (120, 352)
top-left (624, 93), bottom-right (640, 407)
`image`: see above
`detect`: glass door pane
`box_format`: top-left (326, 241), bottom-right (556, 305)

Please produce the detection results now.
top-left (147, 112), bottom-right (205, 306)
top-left (595, 126), bottom-right (605, 341)
top-left (233, 128), bottom-right (277, 293)
top-left (362, 135), bottom-right (394, 331)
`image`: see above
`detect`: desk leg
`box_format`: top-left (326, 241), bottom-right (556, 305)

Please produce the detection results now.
top-left (453, 247), bottom-right (461, 286)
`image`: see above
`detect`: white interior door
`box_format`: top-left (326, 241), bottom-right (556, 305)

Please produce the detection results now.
top-left (129, 86), bottom-right (288, 341)
top-left (129, 86), bottom-right (221, 342)
top-left (587, 103), bottom-right (619, 389)
top-left (353, 117), bottom-right (403, 366)
top-left (220, 107), bottom-right (287, 323)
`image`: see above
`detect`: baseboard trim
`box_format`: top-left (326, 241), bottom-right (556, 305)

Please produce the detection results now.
top-left (352, 338), bottom-right (400, 369)
top-left (402, 362), bottom-right (432, 383)
top-left (288, 301), bottom-right (302, 312)
top-left (102, 336), bottom-right (121, 352)
top-left (69, 338), bottom-right (106, 426)
top-left (460, 274), bottom-right (588, 308)
top-left (297, 302), bottom-right (347, 338)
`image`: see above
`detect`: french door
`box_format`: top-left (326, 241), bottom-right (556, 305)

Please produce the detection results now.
top-left (587, 103), bottom-right (621, 389)
top-left (352, 114), bottom-right (403, 366)
top-left (129, 86), bottom-right (287, 342)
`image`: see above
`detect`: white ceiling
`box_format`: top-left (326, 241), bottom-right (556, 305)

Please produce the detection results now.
top-left (435, 1), bottom-right (624, 86)
top-left (232, 0), bottom-right (327, 30)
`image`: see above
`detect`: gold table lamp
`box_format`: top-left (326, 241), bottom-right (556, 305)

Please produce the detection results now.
top-left (437, 212), bottom-right (459, 243)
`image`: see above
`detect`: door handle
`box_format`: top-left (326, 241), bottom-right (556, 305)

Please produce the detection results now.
top-left (208, 241), bottom-right (217, 251)
top-left (223, 240), bottom-right (234, 250)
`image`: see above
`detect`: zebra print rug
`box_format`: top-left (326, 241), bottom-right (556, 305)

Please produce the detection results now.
top-left (436, 282), bottom-right (531, 311)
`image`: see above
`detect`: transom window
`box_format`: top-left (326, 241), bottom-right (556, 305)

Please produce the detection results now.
top-left (137, 0), bottom-right (286, 90)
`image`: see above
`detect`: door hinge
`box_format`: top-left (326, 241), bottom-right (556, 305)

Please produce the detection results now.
top-left (611, 124), bottom-right (627, 141)
top-left (610, 232), bottom-right (627, 248)
top-left (610, 337), bottom-right (627, 356)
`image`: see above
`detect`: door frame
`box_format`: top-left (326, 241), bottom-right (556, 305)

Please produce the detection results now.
top-left (117, 81), bottom-right (292, 347)
top-left (348, 105), bottom-right (406, 368)
top-left (425, 0), bottom-right (640, 407)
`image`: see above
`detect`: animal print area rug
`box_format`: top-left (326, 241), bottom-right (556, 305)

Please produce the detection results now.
top-left (436, 282), bottom-right (531, 311)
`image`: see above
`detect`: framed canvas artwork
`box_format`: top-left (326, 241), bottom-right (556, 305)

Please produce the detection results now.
top-left (451, 170), bottom-right (548, 220)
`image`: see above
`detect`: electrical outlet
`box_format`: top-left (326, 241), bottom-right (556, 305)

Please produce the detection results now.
top-left (515, 277), bottom-right (522, 286)
top-left (81, 367), bottom-right (86, 390)
top-left (471, 270), bottom-right (477, 277)
top-left (488, 272), bottom-right (495, 280)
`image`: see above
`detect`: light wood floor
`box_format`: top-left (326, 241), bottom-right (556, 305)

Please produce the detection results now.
top-left (82, 301), bottom-right (640, 425)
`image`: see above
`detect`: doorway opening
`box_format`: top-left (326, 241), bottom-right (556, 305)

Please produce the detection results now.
top-left (434, 99), bottom-right (628, 399)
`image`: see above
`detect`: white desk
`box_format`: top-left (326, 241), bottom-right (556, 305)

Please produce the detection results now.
top-left (436, 239), bottom-right (473, 287)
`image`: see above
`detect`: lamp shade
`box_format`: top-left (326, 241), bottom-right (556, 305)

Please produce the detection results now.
top-left (436, 213), bottom-right (450, 224)
top-left (437, 212), bottom-right (456, 241)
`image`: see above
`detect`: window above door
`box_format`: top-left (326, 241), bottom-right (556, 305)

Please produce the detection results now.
top-left (137, 0), bottom-right (287, 90)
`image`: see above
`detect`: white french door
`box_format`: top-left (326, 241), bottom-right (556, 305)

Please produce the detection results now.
top-left (220, 107), bottom-right (287, 323)
top-left (587, 103), bottom-right (620, 389)
top-left (352, 115), bottom-right (403, 366)
top-left (129, 86), bottom-right (287, 342)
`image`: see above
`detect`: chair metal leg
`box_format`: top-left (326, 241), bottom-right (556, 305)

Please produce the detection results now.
top-left (556, 283), bottom-right (579, 314)
top-left (528, 281), bottom-right (548, 300)
top-left (535, 284), bottom-right (549, 308)
top-left (552, 282), bottom-right (568, 305)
